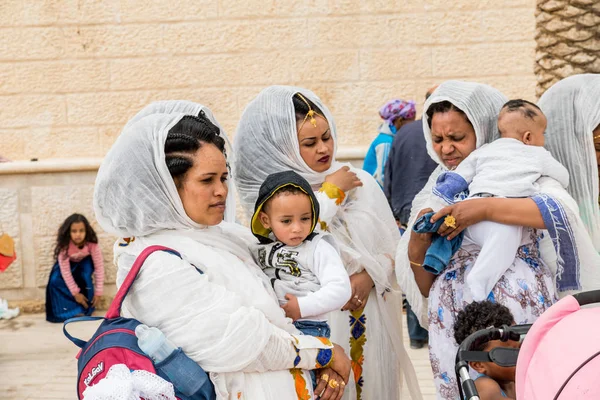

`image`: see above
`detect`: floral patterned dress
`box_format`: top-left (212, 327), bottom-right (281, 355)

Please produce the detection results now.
top-left (427, 229), bottom-right (557, 399)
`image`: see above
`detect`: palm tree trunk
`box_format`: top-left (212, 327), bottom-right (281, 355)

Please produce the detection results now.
top-left (535, 0), bottom-right (600, 97)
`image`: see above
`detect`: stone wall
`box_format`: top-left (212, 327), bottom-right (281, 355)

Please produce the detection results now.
top-left (0, 0), bottom-right (537, 162)
top-left (0, 160), bottom-right (118, 304)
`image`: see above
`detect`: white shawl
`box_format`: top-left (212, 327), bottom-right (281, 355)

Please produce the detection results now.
top-left (538, 74), bottom-right (600, 250)
top-left (233, 86), bottom-right (422, 399)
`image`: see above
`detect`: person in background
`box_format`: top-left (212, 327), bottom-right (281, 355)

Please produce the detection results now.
top-left (45, 213), bottom-right (104, 322)
top-left (363, 99), bottom-right (416, 187)
top-left (383, 86), bottom-right (438, 349)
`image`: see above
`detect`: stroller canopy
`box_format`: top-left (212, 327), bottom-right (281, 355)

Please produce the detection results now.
top-left (516, 294), bottom-right (600, 399)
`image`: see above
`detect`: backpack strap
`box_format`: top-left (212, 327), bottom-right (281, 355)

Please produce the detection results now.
top-left (63, 316), bottom-right (105, 348)
top-left (105, 245), bottom-right (181, 319)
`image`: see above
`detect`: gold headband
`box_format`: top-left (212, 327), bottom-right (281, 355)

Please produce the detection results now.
top-left (296, 93), bottom-right (323, 133)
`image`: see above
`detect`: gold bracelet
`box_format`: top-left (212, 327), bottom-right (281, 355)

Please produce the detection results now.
top-left (409, 260), bottom-right (422, 268)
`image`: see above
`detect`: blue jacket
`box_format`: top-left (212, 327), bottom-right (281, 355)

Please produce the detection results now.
top-left (413, 212), bottom-right (464, 274)
top-left (363, 123), bottom-right (396, 188)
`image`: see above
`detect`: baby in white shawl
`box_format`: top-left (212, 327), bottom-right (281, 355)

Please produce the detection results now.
top-left (433, 99), bottom-right (569, 301)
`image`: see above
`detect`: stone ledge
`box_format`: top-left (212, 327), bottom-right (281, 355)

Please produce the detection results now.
top-left (8, 296), bottom-right (114, 314)
top-left (0, 158), bottom-right (103, 175)
top-left (0, 147), bottom-right (368, 176)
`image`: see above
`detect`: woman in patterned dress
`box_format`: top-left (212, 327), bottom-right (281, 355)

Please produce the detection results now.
top-left (395, 80), bottom-right (600, 399)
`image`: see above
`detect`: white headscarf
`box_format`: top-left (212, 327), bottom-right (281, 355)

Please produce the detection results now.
top-left (539, 74), bottom-right (600, 250)
top-left (233, 86), bottom-right (341, 216)
top-left (121, 100), bottom-right (237, 223)
top-left (396, 81), bottom-right (508, 325)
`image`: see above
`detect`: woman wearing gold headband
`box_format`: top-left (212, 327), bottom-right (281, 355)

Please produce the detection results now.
top-left (395, 80), bottom-right (600, 399)
top-left (234, 86), bottom-right (422, 400)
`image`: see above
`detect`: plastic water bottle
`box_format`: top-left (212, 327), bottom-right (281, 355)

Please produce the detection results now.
top-left (135, 324), bottom-right (177, 363)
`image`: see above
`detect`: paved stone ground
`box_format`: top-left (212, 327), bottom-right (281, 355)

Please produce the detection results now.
top-left (0, 313), bottom-right (435, 399)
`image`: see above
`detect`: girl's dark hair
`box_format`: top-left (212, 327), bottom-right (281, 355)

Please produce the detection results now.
top-left (292, 93), bottom-right (325, 125)
top-left (426, 100), bottom-right (472, 129)
top-left (165, 111), bottom-right (226, 185)
top-left (453, 301), bottom-right (515, 350)
top-left (54, 213), bottom-right (98, 259)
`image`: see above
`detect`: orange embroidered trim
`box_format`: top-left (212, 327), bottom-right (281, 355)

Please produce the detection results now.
top-left (316, 336), bottom-right (332, 346)
top-left (290, 368), bottom-right (311, 400)
top-left (349, 309), bottom-right (367, 400)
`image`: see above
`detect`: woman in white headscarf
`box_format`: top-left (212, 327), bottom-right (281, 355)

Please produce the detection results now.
top-left (539, 74), bottom-right (600, 250)
top-left (233, 86), bottom-right (422, 400)
top-left (396, 80), bottom-right (600, 399)
top-left (94, 105), bottom-right (352, 400)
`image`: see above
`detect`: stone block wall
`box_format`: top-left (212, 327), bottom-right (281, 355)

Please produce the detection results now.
top-left (0, 0), bottom-right (537, 161)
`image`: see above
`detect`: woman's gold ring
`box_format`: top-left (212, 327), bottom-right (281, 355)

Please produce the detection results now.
top-left (321, 373), bottom-right (329, 382)
top-left (328, 379), bottom-right (340, 389)
top-left (444, 215), bottom-right (457, 229)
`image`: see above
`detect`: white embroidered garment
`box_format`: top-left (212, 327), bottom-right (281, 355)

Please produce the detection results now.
top-left (94, 111), bottom-right (332, 400)
top-left (233, 85), bottom-right (422, 400)
top-left (539, 74), bottom-right (600, 251)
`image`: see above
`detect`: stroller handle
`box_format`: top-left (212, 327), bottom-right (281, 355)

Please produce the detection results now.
top-left (455, 324), bottom-right (531, 400)
top-left (573, 290), bottom-right (600, 306)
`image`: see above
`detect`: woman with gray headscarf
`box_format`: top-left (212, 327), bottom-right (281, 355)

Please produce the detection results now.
top-left (396, 80), bottom-right (600, 399)
top-left (94, 103), bottom-right (351, 400)
top-left (234, 86), bottom-right (422, 400)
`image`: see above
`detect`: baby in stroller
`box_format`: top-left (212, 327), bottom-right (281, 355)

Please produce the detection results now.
top-left (454, 301), bottom-right (519, 399)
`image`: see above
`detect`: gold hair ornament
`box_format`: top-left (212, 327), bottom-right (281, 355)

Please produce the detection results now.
top-left (296, 93), bottom-right (323, 133)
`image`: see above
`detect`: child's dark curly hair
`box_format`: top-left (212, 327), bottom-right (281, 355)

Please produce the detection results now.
top-left (453, 301), bottom-right (514, 350)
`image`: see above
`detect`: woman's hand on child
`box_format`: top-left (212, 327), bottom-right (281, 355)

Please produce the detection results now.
top-left (91, 295), bottom-right (101, 308)
top-left (324, 166), bottom-right (363, 193)
top-left (342, 270), bottom-right (373, 311)
top-left (282, 294), bottom-right (301, 321)
top-left (74, 293), bottom-right (89, 308)
top-left (431, 199), bottom-right (489, 240)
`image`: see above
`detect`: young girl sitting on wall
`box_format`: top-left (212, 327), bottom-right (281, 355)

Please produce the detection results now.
top-left (45, 213), bottom-right (104, 322)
